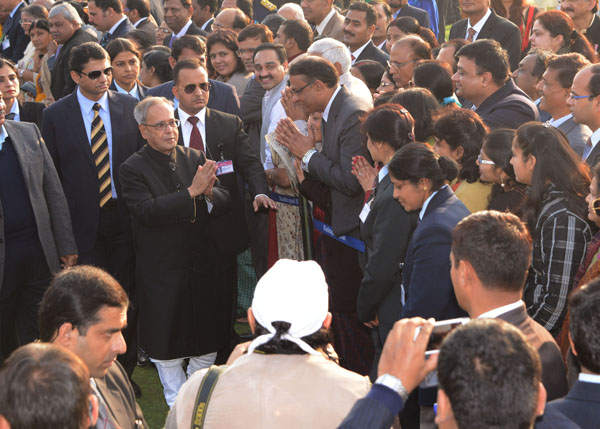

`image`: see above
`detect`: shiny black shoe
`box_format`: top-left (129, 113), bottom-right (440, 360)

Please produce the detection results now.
top-left (137, 348), bottom-right (151, 367)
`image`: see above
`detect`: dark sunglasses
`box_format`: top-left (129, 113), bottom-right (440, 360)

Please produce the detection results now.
top-left (77, 67), bottom-right (113, 80)
top-left (593, 198), bottom-right (600, 216)
top-left (183, 82), bottom-right (211, 94)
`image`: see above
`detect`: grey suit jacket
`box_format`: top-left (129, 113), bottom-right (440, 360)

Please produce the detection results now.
top-left (0, 121), bottom-right (77, 292)
top-left (556, 116), bottom-right (591, 158)
top-left (319, 10), bottom-right (345, 42)
top-left (304, 86), bottom-right (371, 236)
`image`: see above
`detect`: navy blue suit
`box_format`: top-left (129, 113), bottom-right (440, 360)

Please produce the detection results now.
top-left (109, 81), bottom-right (149, 99)
top-left (146, 79), bottom-right (241, 117)
top-left (540, 380), bottom-right (600, 428)
top-left (402, 185), bottom-right (469, 320)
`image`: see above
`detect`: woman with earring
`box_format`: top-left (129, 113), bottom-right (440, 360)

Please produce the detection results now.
top-left (477, 129), bottom-right (528, 216)
top-left (351, 105), bottom-right (419, 379)
top-left (511, 122), bottom-right (592, 337)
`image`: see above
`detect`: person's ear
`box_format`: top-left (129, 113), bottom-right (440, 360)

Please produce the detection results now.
top-left (0, 414), bottom-right (11, 429)
top-left (322, 312), bottom-right (332, 330)
top-left (138, 123), bottom-right (149, 140)
top-left (535, 382), bottom-right (547, 417)
top-left (70, 70), bottom-right (81, 85)
top-left (247, 308), bottom-right (256, 334)
top-left (55, 322), bottom-right (76, 347)
top-left (481, 70), bottom-right (493, 87)
top-left (88, 394), bottom-right (99, 427)
top-left (168, 56), bottom-right (176, 70)
top-left (526, 154), bottom-right (536, 175)
top-left (435, 389), bottom-right (458, 428)
top-left (172, 83), bottom-right (179, 100)
top-left (454, 145), bottom-right (464, 160)
top-left (283, 61), bottom-right (289, 72)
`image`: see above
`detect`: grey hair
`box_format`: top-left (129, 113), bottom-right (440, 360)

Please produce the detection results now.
top-left (307, 37), bottom-right (351, 74)
top-left (49, 3), bottom-right (84, 26)
top-left (133, 96), bottom-right (173, 125)
top-left (277, 3), bottom-right (304, 20)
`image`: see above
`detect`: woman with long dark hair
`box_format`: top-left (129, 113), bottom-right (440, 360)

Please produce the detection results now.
top-left (511, 122), bottom-right (592, 337)
top-left (206, 29), bottom-right (251, 96)
top-left (530, 10), bottom-right (598, 63)
top-left (433, 108), bottom-right (491, 213)
top-left (351, 105), bottom-right (419, 378)
top-left (478, 128), bottom-right (528, 216)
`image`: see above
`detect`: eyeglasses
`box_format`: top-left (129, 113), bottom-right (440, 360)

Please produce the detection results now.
top-left (387, 59), bottom-right (417, 69)
top-left (569, 93), bottom-right (597, 100)
top-left (592, 197), bottom-right (600, 216)
top-left (158, 27), bottom-right (171, 33)
top-left (77, 67), bottom-right (113, 80)
top-left (142, 119), bottom-right (180, 132)
top-left (477, 154), bottom-right (495, 165)
top-left (288, 80), bottom-right (314, 95)
top-left (379, 81), bottom-right (394, 88)
top-left (182, 82), bottom-right (211, 93)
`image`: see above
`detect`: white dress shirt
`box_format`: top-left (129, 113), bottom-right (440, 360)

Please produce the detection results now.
top-left (466, 8), bottom-right (492, 41)
top-left (177, 106), bottom-right (207, 152)
top-left (477, 300), bottom-right (523, 319)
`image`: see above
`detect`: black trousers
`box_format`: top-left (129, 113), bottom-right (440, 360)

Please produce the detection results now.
top-left (0, 237), bottom-right (52, 362)
top-left (79, 204), bottom-right (137, 376)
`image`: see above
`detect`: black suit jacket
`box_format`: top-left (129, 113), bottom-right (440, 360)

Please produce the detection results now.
top-left (449, 9), bottom-right (522, 71)
top-left (94, 361), bottom-right (147, 429)
top-left (497, 303), bottom-right (568, 401)
top-left (396, 4), bottom-right (430, 28)
top-left (175, 107), bottom-right (268, 254)
top-left (134, 17), bottom-right (157, 43)
top-left (474, 79), bottom-right (539, 130)
top-left (586, 139), bottom-right (600, 168)
top-left (146, 79), bottom-right (241, 116)
top-left (584, 14), bottom-right (600, 52)
top-left (199, 17), bottom-right (214, 32)
top-left (41, 90), bottom-right (143, 254)
top-left (1, 2), bottom-right (29, 62)
top-left (541, 380), bottom-right (600, 429)
top-left (101, 17), bottom-right (135, 47)
top-left (357, 174), bottom-right (418, 341)
top-left (50, 29), bottom-right (98, 100)
top-left (164, 22), bottom-right (208, 47)
top-left (355, 40), bottom-right (389, 67)
top-left (18, 100), bottom-right (45, 129)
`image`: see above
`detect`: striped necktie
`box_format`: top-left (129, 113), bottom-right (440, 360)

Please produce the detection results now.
top-left (91, 103), bottom-right (112, 207)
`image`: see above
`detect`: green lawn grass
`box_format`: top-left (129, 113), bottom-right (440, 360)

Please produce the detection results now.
top-left (132, 322), bottom-right (251, 428)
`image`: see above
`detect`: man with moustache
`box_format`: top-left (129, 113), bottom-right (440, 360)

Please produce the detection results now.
top-left (560, 0), bottom-right (600, 51)
top-left (371, 1), bottom-right (391, 51)
top-left (119, 96), bottom-right (231, 406)
top-left (537, 53), bottom-right (591, 157)
top-left (343, 2), bottom-right (388, 67)
top-left (162, 0), bottom-right (207, 48)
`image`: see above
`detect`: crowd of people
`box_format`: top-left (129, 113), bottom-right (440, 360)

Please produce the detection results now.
top-left (0, 0), bottom-right (600, 426)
